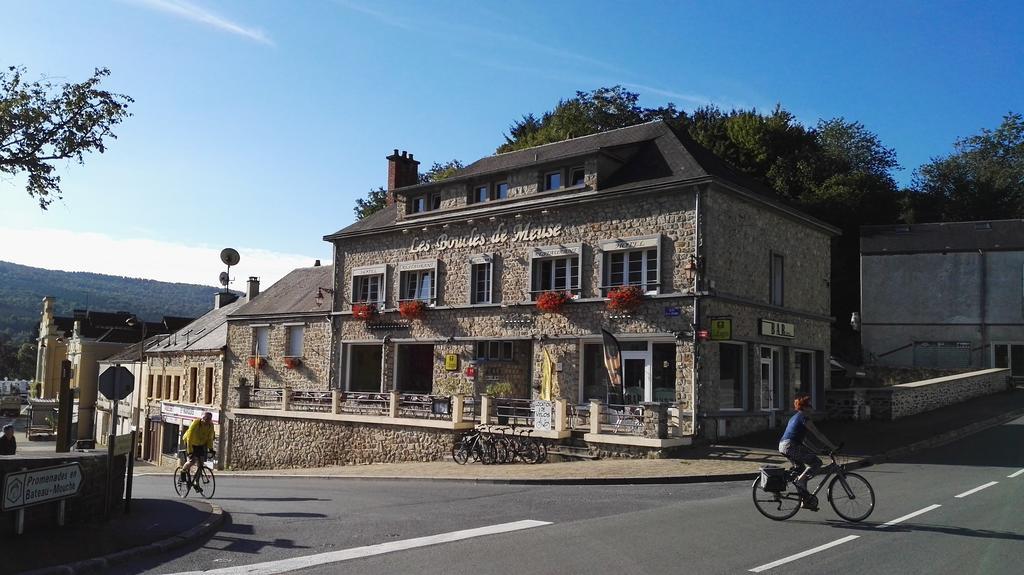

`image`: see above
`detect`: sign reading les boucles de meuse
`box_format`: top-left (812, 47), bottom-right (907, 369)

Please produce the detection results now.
top-left (3, 462), bottom-right (83, 511)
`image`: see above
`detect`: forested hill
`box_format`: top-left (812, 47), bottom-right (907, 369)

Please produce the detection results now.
top-left (0, 260), bottom-right (226, 343)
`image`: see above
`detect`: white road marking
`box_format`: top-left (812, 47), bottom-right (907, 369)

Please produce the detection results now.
top-left (955, 481), bottom-right (999, 498)
top-left (168, 519), bottom-right (552, 575)
top-left (1008, 469), bottom-right (1024, 478)
top-left (875, 504), bottom-right (941, 529)
top-left (749, 535), bottom-right (860, 573)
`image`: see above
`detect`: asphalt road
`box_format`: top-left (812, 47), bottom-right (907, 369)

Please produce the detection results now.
top-left (113, 415), bottom-right (1024, 575)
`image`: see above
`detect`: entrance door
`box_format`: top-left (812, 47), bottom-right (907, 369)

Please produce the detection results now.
top-left (396, 344), bottom-right (434, 393)
top-left (793, 350), bottom-right (816, 408)
top-left (621, 350), bottom-right (651, 404)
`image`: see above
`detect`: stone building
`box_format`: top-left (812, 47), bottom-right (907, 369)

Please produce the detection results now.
top-left (322, 121), bottom-right (838, 441)
top-left (860, 219), bottom-right (1024, 380)
top-left (134, 290), bottom-right (248, 464)
top-left (223, 265), bottom-right (334, 466)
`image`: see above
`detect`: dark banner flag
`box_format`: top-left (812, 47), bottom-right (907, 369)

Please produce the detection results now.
top-left (601, 328), bottom-right (623, 400)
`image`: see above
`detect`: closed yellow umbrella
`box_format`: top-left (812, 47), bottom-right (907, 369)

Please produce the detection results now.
top-left (541, 349), bottom-right (554, 401)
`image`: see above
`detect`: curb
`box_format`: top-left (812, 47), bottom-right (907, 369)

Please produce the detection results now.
top-left (21, 502), bottom-right (224, 575)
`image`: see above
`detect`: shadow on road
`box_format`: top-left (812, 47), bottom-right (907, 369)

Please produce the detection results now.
top-left (213, 496), bottom-right (331, 502)
top-left (826, 519), bottom-right (1024, 542)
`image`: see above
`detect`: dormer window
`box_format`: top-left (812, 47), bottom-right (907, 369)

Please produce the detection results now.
top-left (430, 192), bottom-right (442, 211)
top-left (470, 180), bottom-right (510, 204)
top-left (569, 167), bottom-right (585, 187)
top-left (544, 171), bottom-right (561, 191)
top-left (409, 196), bottom-right (426, 214)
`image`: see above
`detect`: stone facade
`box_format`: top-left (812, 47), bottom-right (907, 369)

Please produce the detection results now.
top-left (225, 317), bottom-right (333, 401)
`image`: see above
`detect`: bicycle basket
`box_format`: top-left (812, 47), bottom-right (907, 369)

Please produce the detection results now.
top-left (759, 466), bottom-right (787, 492)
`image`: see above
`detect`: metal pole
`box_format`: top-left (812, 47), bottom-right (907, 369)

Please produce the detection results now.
top-left (104, 366), bottom-right (119, 517)
top-left (124, 430), bottom-right (135, 513)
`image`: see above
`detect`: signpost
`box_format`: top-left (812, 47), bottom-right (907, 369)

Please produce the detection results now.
top-left (533, 400), bottom-right (553, 432)
top-left (98, 365), bottom-right (135, 516)
top-left (3, 462), bottom-right (83, 534)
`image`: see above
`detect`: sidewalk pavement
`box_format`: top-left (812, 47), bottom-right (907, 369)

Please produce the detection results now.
top-left (9, 386), bottom-right (1024, 574)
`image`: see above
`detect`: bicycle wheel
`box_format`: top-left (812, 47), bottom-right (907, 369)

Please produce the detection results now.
top-left (828, 471), bottom-right (874, 522)
top-left (172, 465), bottom-right (188, 497)
top-left (517, 440), bottom-right (540, 464)
top-left (452, 443), bottom-right (470, 465)
top-left (195, 466), bottom-right (216, 499)
top-left (474, 440), bottom-right (496, 465)
top-left (751, 479), bottom-right (801, 521)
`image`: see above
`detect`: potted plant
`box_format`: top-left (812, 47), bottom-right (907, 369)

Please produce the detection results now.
top-left (399, 300), bottom-right (426, 320)
top-left (351, 303), bottom-right (378, 320)
top-left (607, 285), bottom-right (644, 312)
top-left (536, 290), bottom-right (571, 313)
top-left (247, 356), bottom-right (266, 369)
top-left (283, 357), bottom-right (302, 369)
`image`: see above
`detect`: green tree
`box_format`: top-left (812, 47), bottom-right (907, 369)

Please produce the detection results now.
top-left (908, 112), bottom-right (1023, 222)
top-left (1, 66), bottom-right (133, 209)
top-left (353, 159), bottom-right (463, 220)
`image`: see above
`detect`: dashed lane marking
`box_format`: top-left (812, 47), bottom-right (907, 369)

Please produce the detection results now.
top-left (749, 536), bottom-right (860, 573)
top-left (955, 481), bottom-right (999, 498)
top-left (875, 504), bottom-right (942, 529)
top-left (1008, 469), bottom-right (1024, 478)
top-left (167, 519), bottom-right (552, 575)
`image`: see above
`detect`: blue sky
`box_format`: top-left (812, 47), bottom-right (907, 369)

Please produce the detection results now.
top-left (1, 0), bottom-right (1021, 287)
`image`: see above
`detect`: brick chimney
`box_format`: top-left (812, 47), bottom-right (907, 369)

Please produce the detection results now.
top-left (246, 276), bottom-right (260, 300)
top-left (386, 149), bottom-right (420, 205)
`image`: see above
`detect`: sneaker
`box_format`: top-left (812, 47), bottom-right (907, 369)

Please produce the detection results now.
top-left (194, 485), bottom-right (203, 493)
top-left (801, 499), bottom-right (819, 511)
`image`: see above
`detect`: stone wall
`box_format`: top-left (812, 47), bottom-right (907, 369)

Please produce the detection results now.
top-left (229, 412), bottom-right (455, 469)
top-left (826, 368), bottom-right (1010, 420)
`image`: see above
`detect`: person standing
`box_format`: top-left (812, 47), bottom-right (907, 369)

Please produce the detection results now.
top-left (0, 424), bottom-right (16, 455)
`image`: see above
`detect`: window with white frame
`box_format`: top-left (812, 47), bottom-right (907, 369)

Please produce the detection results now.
top-left (759, 346), bottom-right (784, 411)
top-left (495, 181), bottom-right (509, 199)
top-left (398, 260), bottom-right (437, 304)
top-left (409, 196), bottom-right (426, 214)
top-left (430, 192), bottom-right (442, 211)
top-left (351, 264), bottom-right (386, 306)
top-left (529, 244), bottom-right (582, 299)
top-left (254, 326), bottom-right (269, 357)
top-left (286, 325), bottom-right (304, 357)
top-left (718, 342), bottom-right (746, 410)
top-left (770, 252), bottom-right (784, 306)
top-left (472, 184), bottom-right (489, 204)
top-left (600, 235), bottom-right (661, 295)
top-left (475, 340), bottom-right (514, 361)
top-left (469, 254), bottom-right (493, 304)
top-left (569, 166), bottom-right (585, 186)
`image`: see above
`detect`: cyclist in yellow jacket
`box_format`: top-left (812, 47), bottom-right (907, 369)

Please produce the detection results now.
top-left (180, 412), bottom-right (215, 487)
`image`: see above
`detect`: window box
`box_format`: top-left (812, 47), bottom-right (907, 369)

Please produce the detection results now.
top-left (283, 357), bottom-right (302, 369)
top-left (352, 303), bottom-right (379, 320)
top-left (247, 356), bottom-right (267, 369)
top-left (607, 285), bottom-right (645, 312)
top-left (536, 290), bottom-right (571, 313)
top-left (399, 300), bottom-right (426, 320)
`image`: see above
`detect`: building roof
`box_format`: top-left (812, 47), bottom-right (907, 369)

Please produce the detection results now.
top-left (149, 297), bottom-right (248, 353)
top-left (56, 309), bottom-right (195, 344)
top-left (230, 265), bottom-right (334, 318)
top-left (326, 120), bottom-right (820, 239)
top-left (861, 219), bottom-right (1024, 255)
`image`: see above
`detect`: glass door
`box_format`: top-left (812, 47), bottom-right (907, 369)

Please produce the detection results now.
top-left (620, 350), bottom-right (651, 404)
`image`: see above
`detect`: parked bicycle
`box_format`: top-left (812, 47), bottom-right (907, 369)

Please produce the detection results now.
top-left (452, 426), bottom-right (496, 465)
top-left (173, 449), bottom-right (216, 498)
top-left (753, 446), bottom-right (874, 522)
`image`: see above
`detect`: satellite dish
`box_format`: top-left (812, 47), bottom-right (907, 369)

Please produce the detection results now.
top-left (220, 248), bottom-right (241, 266)
top-left (219, 272), bottom-right (230, 286)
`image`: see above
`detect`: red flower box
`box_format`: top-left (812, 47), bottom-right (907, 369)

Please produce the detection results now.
top-left (399, 300), bottom-right (426, 320)
top-left (283, 357), bottom-right (302, 369)
top-left (536, 291), bottom-right (571, 313)
top-left (607, 285), bottom-right (644, 312)
top-left (352, 303), bottom-right (378, 320)
top-left (247, 356), bottom-right (266, 369)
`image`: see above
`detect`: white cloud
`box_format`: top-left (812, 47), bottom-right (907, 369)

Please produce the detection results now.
top-left (128, 0), bottom-right (273, 45)
top-left (0, 227), bottom-right (320, 289)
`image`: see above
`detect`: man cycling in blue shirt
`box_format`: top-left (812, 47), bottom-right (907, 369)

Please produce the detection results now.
top-left (779, 393), bottom-right (837, 507)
